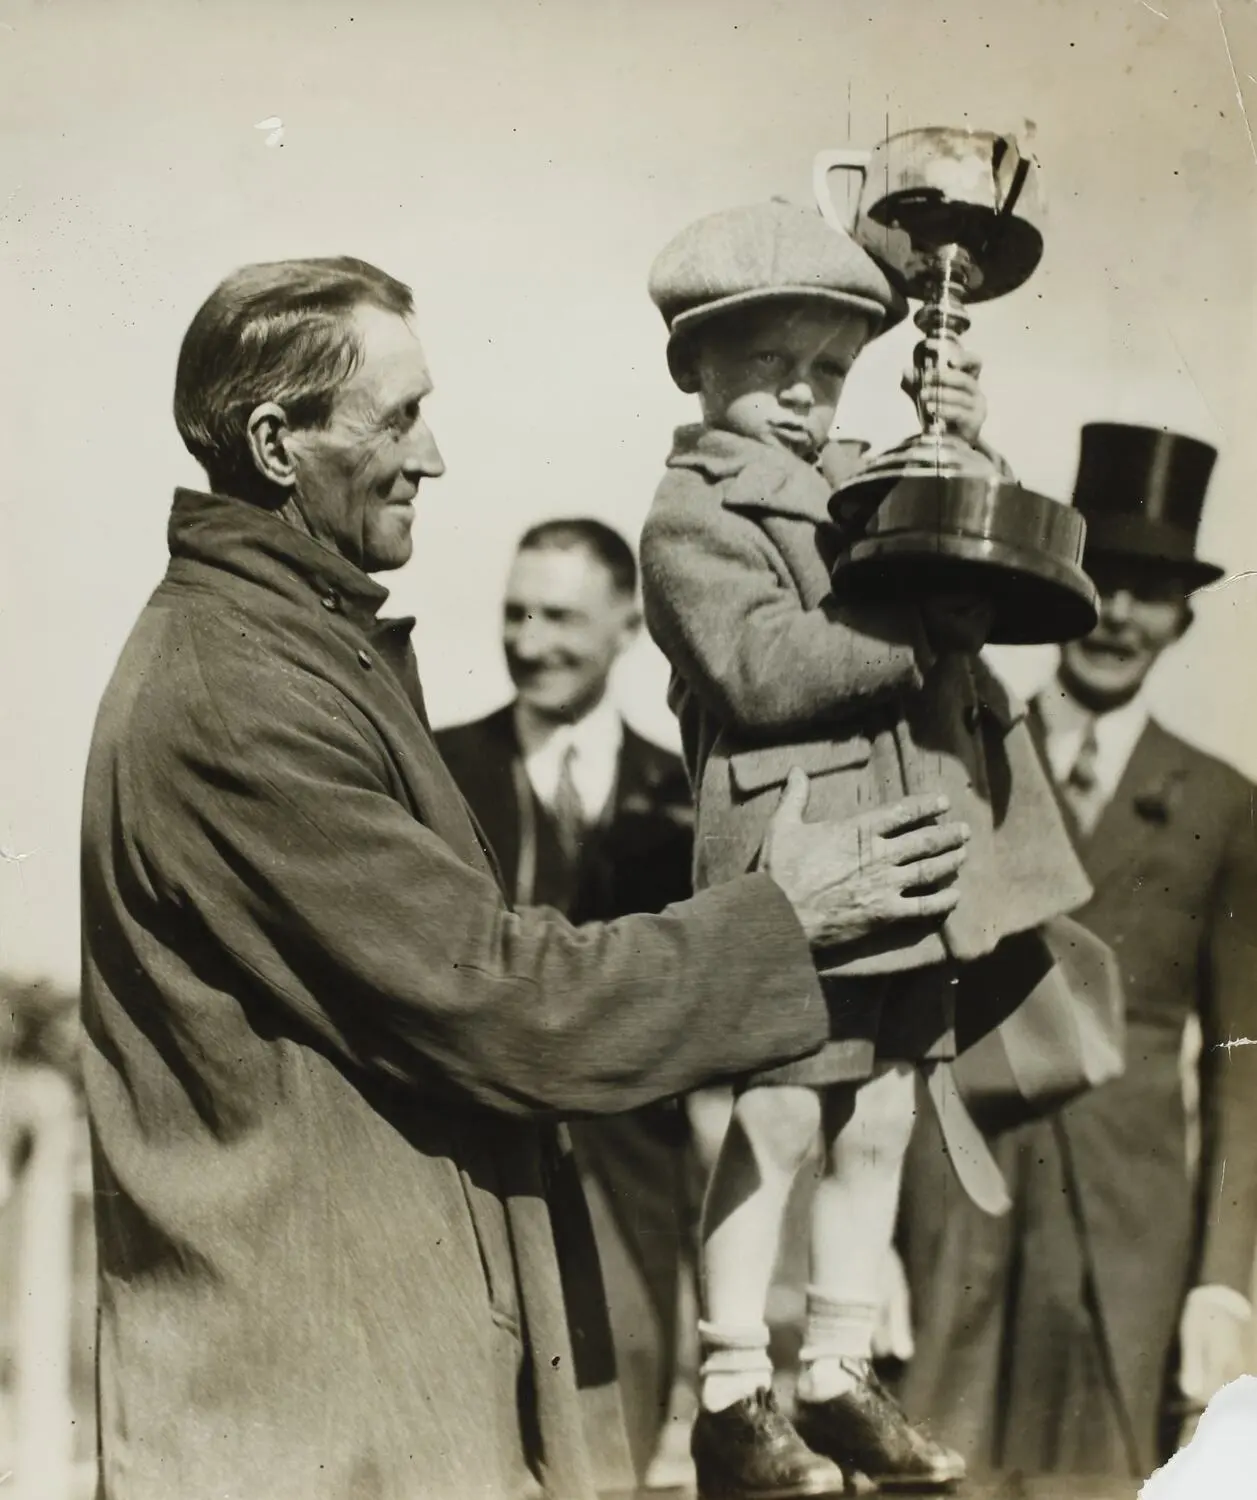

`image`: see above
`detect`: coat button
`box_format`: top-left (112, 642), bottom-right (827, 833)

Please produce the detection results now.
top-left (357, 649), bottom-right (373, 670)
top-left (321, 592), bottom-right (339, 611)
top-left (964, 704), bottom-right (981, 732)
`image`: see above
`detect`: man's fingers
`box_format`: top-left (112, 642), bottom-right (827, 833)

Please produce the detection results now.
top-left (897, 886), bottom-right (962, 920)
top-left (883, 820), bottom-right (970, 863)
top-left (899, 848), bottom-right (967, 889)
top-left (862, 794), bottom-right (951, 838)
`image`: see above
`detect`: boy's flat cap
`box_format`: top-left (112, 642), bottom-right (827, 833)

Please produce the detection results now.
top-left (648, 199), bottom-right (908, 348)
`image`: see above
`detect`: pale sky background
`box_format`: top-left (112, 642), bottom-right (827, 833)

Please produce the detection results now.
top-left (2, 0), bottom-right (1255, 988)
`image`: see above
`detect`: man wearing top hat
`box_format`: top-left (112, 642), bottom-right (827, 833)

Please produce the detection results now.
top-left (892, 422), bottom-right (1257, 1478)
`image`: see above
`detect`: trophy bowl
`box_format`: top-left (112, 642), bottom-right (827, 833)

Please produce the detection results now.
top-left (815, 125), bottom-right (1097, 646)
top-left (829, 125), bottom-right (1046, 302)
top-left (832, 474), bottom-right (1099, 645)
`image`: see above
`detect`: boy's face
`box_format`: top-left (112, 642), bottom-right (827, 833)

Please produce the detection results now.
top-left (687, 300), bottom-right (872, 462)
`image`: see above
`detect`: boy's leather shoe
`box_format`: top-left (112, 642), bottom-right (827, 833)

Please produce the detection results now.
top-left (692, 1387), bottom-right (851, 1499)
top-left (794, 1361), bottom-right (965, 1492)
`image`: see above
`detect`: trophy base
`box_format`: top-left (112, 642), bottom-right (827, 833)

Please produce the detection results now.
top-left (830, 433), bottom-right (998, 533)
top-left (831, 473), bottom-right (1099, 646)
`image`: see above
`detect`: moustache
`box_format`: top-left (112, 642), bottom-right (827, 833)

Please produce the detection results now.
top-left (507, 654), bottom-right (579, 675)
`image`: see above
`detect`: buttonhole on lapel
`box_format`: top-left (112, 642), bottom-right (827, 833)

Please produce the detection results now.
top-left (1134, 770), bottom-right (1183, 822)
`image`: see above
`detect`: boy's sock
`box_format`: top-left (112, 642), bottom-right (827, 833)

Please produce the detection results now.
top-left (795, 1290), bottom-right (879, 1402)
top-left (798, 1068), bottom-right (917, 1404)
top-left (697, 1084), bottom-right (820, 1413)
top-left (697, 1320), bottom-right (774, 1412)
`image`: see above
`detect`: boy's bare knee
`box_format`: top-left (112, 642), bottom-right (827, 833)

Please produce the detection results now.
top-left (733, 1084), bottom-right (821, 1169)
top-left (832, 1065), bottom-right (917, 1163)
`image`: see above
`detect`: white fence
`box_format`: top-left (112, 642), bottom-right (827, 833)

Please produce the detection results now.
top-left (1, 1064), bottom-right (95, 1500)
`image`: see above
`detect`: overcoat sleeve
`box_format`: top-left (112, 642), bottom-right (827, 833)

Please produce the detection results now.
top-left (640, 469), bottom-right (926, 738)
top-left (1196, 781), bottom-right (1257, 1293)
top-left (135, 649), bottom-right (829, 1120)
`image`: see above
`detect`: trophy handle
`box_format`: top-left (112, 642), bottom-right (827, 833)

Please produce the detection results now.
top-left (812, 148), bottom-right (871, 235)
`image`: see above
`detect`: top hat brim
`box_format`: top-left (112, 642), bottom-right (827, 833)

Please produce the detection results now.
top-left (1082, 511), bottom-right (1225, 591)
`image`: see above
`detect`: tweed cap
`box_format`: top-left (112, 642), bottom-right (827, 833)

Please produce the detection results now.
top-left (649, 199), bottom-right (908, 365)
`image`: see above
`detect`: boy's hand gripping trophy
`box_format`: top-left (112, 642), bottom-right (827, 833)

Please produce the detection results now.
top-left (814, 125), bottom-right (1098, 645)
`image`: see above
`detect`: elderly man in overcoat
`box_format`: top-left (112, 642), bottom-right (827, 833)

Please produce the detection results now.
top-left (80, 255), bottom-right (972, 1500)
top-left (894, 423), bottom-right (1257, 1480)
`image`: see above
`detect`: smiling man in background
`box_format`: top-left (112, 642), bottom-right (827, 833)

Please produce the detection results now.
top-left (437, 520), bottom-right (697, 1482)
top-left (895, 422), bottom-right (1257, 1480)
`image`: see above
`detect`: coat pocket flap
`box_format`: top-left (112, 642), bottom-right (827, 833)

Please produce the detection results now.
top-left (728, 733), bottom-right (872, 794)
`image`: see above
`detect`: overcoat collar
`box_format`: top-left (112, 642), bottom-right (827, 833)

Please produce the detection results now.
top-left (167, 487), bottom-right (407, 637)
top-left (665, 424), bottom-right (867, 527)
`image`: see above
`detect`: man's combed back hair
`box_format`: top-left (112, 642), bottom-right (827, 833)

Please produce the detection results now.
top-left (517, 518), bottom-right (638, 596)
top-left (174, 256), bottom-right (414, 495)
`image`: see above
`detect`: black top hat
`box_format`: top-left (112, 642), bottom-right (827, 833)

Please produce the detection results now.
top-left (1071, 422), bottom-right (1224, 588)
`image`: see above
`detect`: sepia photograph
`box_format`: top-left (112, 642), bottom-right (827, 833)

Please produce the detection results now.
top-left (2, 1), bottom-right (1256, 1497)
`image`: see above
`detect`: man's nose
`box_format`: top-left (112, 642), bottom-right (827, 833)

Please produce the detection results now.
top-left (402, 420), bottom-right (446, 479)
top-left (509, 614), bottom-right (550, 660)
top-left (1101, 588), bottom-right (1135, 626)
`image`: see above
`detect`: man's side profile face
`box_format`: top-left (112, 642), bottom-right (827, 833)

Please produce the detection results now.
top-left (270, 304), bottom-right (445, 573)
top-left (503, 545), bottom-right (640, 721)
top-left (1060, 554), bottom-right (1192, 712)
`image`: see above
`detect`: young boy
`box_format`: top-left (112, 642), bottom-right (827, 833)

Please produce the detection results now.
top-left (640, 200), bottom-right (1093, 1498)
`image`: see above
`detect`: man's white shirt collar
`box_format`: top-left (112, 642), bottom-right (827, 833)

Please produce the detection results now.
top-left (1039, 675), bottom-right (1151, 805)
top-left (514, 694), bottom-right (623, 822)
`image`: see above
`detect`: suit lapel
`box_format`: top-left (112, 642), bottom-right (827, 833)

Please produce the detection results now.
top-left (1027, 702), bottom-right (1190, 887)
top-left (1082, 721), bottom-right (1189, 892)
top-left (464, 707), bottom-right (524, 899)
top-left (612, 728), bottom-right (653, 818)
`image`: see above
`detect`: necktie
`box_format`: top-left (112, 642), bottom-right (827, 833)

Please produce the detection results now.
top-left (1061, 718), bottom-right (1103, 832)
top-left (551, 743), bottom-right (585, 866)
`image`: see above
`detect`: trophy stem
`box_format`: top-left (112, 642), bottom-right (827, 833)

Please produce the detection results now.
top-left (914, 244), bottom-right (974, 438)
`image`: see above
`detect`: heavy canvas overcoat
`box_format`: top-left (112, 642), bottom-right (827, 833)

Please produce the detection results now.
top-left (80, 489), bottom-right (834, 1500)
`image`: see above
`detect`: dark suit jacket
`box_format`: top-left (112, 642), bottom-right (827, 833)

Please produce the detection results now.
top-left (437, 705), bottom-right (697, 1479)
top-left (80, 490), bottom-right (832, 1500)
top-left (895, 708), bottom-right (1257, 1477)
top-left (1035, 709), bottom-right (1257, 1423)
top-left (436, 705), bottom-right (694, 926)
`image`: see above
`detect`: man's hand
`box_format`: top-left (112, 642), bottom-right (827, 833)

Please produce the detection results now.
top-left (762, 771), bottom-right (969, 952)
top-left (1178, 1285), bottom-right (1252, 1409)
top-left (920, 593), bottom-right (996, 655)
top-left (902, 340), bottom-right (987, 445)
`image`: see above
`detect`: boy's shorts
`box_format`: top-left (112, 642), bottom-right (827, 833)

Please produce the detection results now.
top-left (736, 930), bottom-right (1052, 1091)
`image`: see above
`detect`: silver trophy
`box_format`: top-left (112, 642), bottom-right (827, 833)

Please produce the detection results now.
top-left (813, 126), bottom-right (1097, 644)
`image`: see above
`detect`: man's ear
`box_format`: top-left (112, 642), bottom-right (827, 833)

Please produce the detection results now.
top-left (245, 402), bottom-right (298, 489)
top-left (1176, 597), bottom-right (1195, 640)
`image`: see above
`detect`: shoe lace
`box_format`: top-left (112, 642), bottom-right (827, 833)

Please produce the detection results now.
top-left (843, 1359), bottom-right (905, 1415)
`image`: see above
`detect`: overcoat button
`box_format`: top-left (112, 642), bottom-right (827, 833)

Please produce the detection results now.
top-left (964, 704), bottom-right (981, 732)
top-left (357, 649), bottom-right (372, 670)
top-left (321, 593), bottom-right (339, 611)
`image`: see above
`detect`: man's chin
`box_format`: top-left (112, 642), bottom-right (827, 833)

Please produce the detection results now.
top-left (1061, 649), bottom-right (1148, 710)
top-left (364, 530), bottom-right (415, 573)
